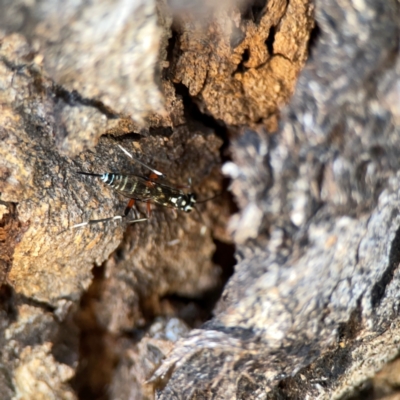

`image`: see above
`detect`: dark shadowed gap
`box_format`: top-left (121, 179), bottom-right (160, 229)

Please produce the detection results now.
top-left (342, 381), bottom-right (375, 400)
top-left (15, 292), bottom-right (55, 314)
top-left (307, 21), bottom-right (321, 57)
top-left (265, 26), bottom-right (275, 56)
top-left (173, 81), bottom-right (238, 160)
top-left (212, 239), bottom-right (236, 282)
top-left (161, 239), bottom-right (236, 328)
top-left (239, 0), bottom-right (268, 23)
top-left (233, 48), bottom-right (250, 74)
top-left (163, 26), bottom-right (179, 82)
top-left (167, 80), bottom-right (237, 326)
top-left (70, 27), bottom-right (238, 395)
top-left (103, 132), bottom-right (144, 143)
top-left (371, 226), bottom-right (400, 309)
top-left (173, 83), bottom-right (226, 130)
top-left (337, 298), bottom-right (363, 342)
top-left (53, 85), bottom-right (118, 119)
top-left (0, 284), bottom-right (17, 323)
top-left (71, 264), bottom-right (115, 400)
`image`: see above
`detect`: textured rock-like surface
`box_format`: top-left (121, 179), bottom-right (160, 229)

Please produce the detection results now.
top-left (169, 0), bottom-right (314, 128)
top-left (0, 30), bottom-right (224, 399)
top-left (2, 0), bottom-right (399, 399)
top-left (153, 0), bottom-right (400, 398)
top-left (0, 0), bottom-right (170, 129)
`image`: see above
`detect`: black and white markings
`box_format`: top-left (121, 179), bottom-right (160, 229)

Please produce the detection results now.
top-left (72, 145), bottom-right (197, 229)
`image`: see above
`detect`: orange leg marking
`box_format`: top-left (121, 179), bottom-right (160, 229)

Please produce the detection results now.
top-left (175, 184), bottom-right (191, 189)
top-left (146, 172), bottom-right (158, 188)
top-left (124, 198), bottom-right (136, 216)
top-left (146, 201), bottom-right (152, 218)
top-left (149, 172), bottom-right (158, 181)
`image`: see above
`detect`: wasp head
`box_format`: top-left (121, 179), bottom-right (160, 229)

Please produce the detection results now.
top-left (177, 193), bottom-right (197, 213)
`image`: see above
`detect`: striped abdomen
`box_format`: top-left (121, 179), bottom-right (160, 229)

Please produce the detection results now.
top-left (99, 173), bottom-right (196, 212)
top-left (100, 173), bottom-right (152, 199)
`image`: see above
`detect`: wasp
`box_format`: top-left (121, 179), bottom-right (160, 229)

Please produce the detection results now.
top-left (72, 145), bottom-right (197, 228)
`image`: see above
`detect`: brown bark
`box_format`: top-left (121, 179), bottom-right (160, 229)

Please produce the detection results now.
top-left (0, 0), bottom-right (399, 399)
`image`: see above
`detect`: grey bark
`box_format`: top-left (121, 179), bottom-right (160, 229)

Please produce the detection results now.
top-left (152, 0), bottom-right (400, 399)
top-left (0, 0), bottom-right (399, 399)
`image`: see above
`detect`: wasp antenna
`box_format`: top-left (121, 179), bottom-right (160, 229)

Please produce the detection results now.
top-left (196, 192), bottom-right (222, 204)
top-left (194, 206), bottom-right (207, 235)
top-left (194, 206), bottom-right (203, 221)
top-left (128, 217), bottom-right (148, 224)
top-left (118, 145), bottom-right (164, 177)
top-left (71, 215), bottom-right (148, 229)
top-left (76, 171), bottom-right (103, 177)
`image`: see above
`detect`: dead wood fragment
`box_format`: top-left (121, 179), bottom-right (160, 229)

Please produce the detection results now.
top-left (0, 25), bottom-right (225, 399)
top-left (152, 0), bottom-right (400, 399)
top-left (169, 0), bottom-right (314, 127)
top-left (1, 0), bottom-right (399, 399)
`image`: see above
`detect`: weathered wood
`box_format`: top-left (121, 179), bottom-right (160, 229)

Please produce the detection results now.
top-left (152, 0), bottom-right (400, 399)
top-left (0, 9), bottom-right (224, 399)
top-left (1, 0), bottom-right (398, 399)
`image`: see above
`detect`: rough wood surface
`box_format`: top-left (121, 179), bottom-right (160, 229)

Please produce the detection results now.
top-left (0, 0), bottom-right (399, 399)
top-left (152, 0), bottom-right (400, 398)
top-left (168, 0), bottom-right (313, 129)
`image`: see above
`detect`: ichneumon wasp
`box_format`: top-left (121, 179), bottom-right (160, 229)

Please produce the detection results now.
top-left (72, 145), bottom-right (198, 229)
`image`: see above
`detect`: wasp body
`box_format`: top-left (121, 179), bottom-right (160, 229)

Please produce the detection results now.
top-left (99, 173), bottom-right (196, 212)
top-left (72, 145), bottom-right (197, 229)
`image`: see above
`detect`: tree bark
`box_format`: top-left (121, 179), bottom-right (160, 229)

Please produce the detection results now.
top-left (0, 0), bottom-right (399, 399)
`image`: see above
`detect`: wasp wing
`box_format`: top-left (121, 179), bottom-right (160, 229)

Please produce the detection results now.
top-left (110, 174), bottom-right (154, 201)
top-left (110, 174), bottom-right (185, 209)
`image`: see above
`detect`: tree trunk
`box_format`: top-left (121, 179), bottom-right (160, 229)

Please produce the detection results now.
top-left (0, 0), bottom-right (399, 399)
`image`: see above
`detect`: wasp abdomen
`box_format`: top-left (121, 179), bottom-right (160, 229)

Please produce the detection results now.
top-left (101, 173), bottom-right (127, 190)
top-left (101, 173), bottom-right (151, 198)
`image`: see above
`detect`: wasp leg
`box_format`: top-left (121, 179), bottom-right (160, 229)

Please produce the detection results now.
top-left (174, 183), bottom-right (191, 189)
top-left (72, 198), bottom-right (147, 229)
top-left (72, 215), bottom-right (122, 228)
top-left (174, 177), bottom-right (192, 190)
top-left (124, 198), bottom-right (136, 217)
top-left (125, 198), bottom-right (147, 224)
top-left (170, 208), bottom-right (178, 219)
top-left (146, 201), bottom-right (152, 218)
top-left (71, 215), bottom-right (147, 229)
top-left (147, 172), bottom-right (158, 185)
